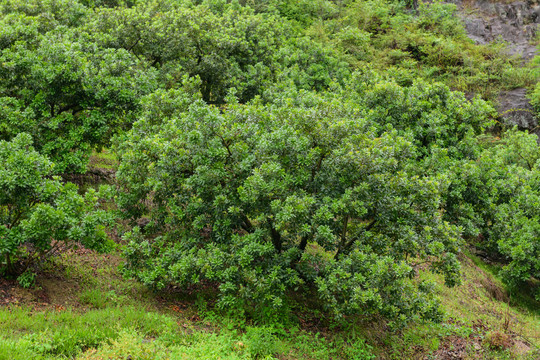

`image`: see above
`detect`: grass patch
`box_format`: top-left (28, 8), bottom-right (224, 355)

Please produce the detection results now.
top-left (0, 305), bottom-right (379, 360)
top-left (0, 306), bottom-right (192, 359)
top-left (0, 250), bottom-right (379, 359)
top-left (88, 148), bottom-right (118, 171)
top-left (0, 248), bottom-right (538, 359)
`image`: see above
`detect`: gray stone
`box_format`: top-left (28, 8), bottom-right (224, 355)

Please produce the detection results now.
top-left (450, 0), bottom-right (539, 60)
top-left (498, 88), bottom-right (537, 130)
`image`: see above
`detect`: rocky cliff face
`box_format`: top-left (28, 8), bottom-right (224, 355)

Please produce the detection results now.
top-left (455, 0), bottom-right (539, 58)
top-left (450, 0), bottom-right (539, 134)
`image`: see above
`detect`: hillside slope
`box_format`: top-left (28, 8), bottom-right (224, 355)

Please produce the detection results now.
top-left (0, 247), bottom-right (538, 359)
top-left (0, 0), bottom-right (539, 359)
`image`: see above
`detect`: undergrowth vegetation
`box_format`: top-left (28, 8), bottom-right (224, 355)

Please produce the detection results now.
top-left (0, 248), bottom-right (537, 359)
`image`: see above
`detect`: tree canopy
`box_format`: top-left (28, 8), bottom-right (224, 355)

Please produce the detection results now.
top-left (0, 133), bottom-right (112, 278)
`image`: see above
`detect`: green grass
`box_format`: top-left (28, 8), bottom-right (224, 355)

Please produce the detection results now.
top-left (0, 248), bottom-right (537, 359)
top-left (464, 249), bottom-right (540, 314)
top-left (0, 306), bottom-right (189, 359)
top-left (88, 148), bottom-right (118, 171)
top-left (0, 250), bottom-right (379, 360)
top-left (0, 306), bottom-right (378, 360)
top-left (78, 289), bottom-right (118, 309)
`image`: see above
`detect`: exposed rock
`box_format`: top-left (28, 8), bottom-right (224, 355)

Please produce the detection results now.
top-left (497, 88), bottom-right (538, 132)
top-left (452, 0), bottom-right (539, 59)
top-left (62, 168), bottom-right (116, 186)
top-left (513, 340), bottom-right (532, 356)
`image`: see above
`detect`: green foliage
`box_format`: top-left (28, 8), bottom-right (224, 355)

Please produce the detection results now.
top-left (269, 0), bottom-right (339, 26)
top-left (79, 289), bottom-right (118, 309)
top-left (17, 270), bottom-right (36, 288)
top-left (242, 326), bottom-right (278, 359)
top-left (341, 72), bottom-right (494, 157)
top-left (528, 81), bottom-right (540, 114)
top-left (0, 306), bottom-right (187, 358)
top-left (444, 129), bottom-right (540, 295)
top-left (0, 30), bottom-right (155, 173)
top-left (0, 0), bottom-right (88, 29)
top-left (0, 0), bottom-right (538, 338)
top-left (85, 0), bottom-right (290, 104)
top-left (276, 37), bottom-right (350, 92)
top-left (488, 131), bottom-right (540, 292)
top-left (315, 0), bottom-right (533, 99)
top-left (116, 81), bottom-right (477, 324)
top-left (0, 134), bottom-right (113, 276)
top-left (0, 303), bottom-right (380, 360)
top-left (79, 0), bottom-right (136, 8)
